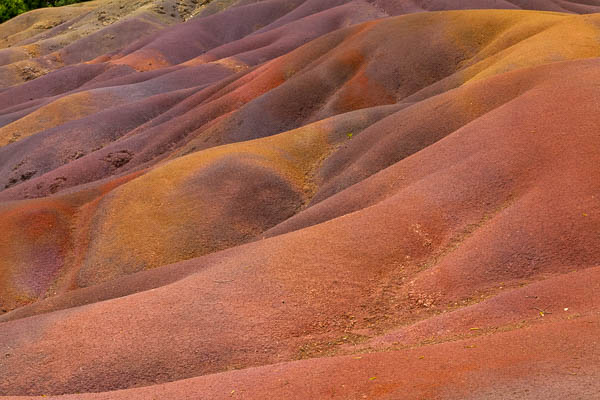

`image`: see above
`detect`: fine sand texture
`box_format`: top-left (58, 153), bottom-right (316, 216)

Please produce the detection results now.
top-left (1, 1), bottom-right (599, 398)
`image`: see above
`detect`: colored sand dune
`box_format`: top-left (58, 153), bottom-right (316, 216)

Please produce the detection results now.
top-left (1, 0), bottom-right (599, 398)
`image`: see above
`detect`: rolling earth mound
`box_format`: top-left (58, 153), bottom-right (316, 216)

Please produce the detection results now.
top-left (1, 0), bottom-right (599, 398)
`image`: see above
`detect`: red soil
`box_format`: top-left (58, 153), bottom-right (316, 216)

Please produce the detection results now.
top-left (1, 1), bottom-right (600, 398)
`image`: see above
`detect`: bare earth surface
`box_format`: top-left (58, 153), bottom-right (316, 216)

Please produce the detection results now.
top-left (0, 0), bottom-right (599, 398)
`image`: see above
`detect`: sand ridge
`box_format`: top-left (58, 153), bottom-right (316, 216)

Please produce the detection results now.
top-left (1, 0), bottom-right (600, 398)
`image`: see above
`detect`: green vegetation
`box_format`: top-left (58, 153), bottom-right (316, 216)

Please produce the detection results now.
top-left (0, 0), bottom-right (28, 23)
top-left (0, 0), bottom-right (91, 23)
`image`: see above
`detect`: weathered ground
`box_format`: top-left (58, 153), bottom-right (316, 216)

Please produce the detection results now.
top-left (1, 0), bottom-right (599, 398)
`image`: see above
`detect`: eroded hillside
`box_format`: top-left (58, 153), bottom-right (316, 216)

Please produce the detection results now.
top-left (1, 1), bottom-right (599, 398)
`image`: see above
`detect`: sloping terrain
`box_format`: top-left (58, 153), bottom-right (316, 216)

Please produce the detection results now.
top-left (1, 0), bottom-right (599, 398)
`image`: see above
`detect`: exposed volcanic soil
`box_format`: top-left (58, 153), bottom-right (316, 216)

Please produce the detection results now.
top-left (1, 0), bottom-right (600, 398)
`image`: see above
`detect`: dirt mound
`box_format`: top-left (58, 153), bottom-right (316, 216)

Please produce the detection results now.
top-left (1, 1), bottom-right (600, 398)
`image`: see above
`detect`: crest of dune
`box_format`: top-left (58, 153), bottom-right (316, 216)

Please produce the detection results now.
top-left (0, 1), bottom-right (599, 398)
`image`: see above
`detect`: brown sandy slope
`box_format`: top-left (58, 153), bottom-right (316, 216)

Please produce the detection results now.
top-left (1, 1), bottom-right (600, 398)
